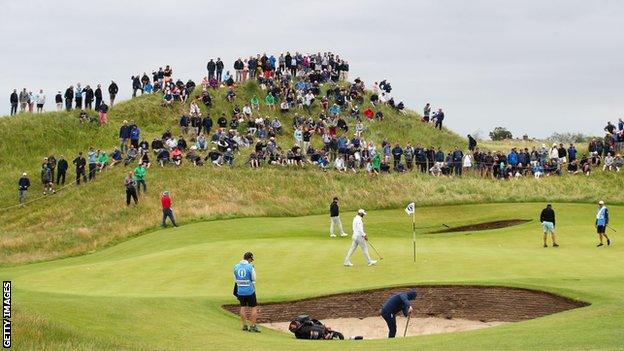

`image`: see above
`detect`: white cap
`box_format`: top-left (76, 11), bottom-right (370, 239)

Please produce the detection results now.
top-left (22, 172), bottom-right (27, 176)
top-left (599, 200), bottom-right (605, 205)
top-left (357, 209), bottom-right (367, 215)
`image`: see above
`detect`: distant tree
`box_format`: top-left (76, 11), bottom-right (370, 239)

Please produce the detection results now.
top-left (547, 132), bottom-right (589, 144)
top-left (489, 127), bottom-right (513, 141)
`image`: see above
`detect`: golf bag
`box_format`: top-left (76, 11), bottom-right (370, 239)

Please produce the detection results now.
top-left (288, 315), bottom-right (344, 340)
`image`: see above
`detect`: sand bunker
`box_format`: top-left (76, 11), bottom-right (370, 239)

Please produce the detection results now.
top-left (430, 219), bottom-right (531, 233)
top-left (223, 285), bottom-right (588, 339)
top-left (263, 317), bottom-right (507, 339)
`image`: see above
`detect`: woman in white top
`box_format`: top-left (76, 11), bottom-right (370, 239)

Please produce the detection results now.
top-left (603, 153), bottom-right (615, 171)
top-left (462, 153), bottom-right (473, 172)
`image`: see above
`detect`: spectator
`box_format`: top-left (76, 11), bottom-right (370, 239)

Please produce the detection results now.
top-left (433, 108), bottom-right (444, 129)
top-left (56, 155), bottom-right (68, 185)
top-left (18, 88), bottom-right (28, 112)
top-left (98, 101), bottom-right (109, 125)
top-left (10, 89), bottom-right (18, 115)
top-left (87, 147), bottom-right (97, 180)
top-left (84, 85), bottom-right (94, 109)
top-left (41, 160), bottom-right (55, 195)
top-left (35, 89), bottom-right (46, 113)
top-left (73, 152), bottom-right (87, 185)
top-left (18, 172), bottom-right (30, 205)
top-left (265, 92), bottom-right (275, 110)
top-left (55, 91), bottom-right (63, 111)
top-left (124, 171), bottom-right (138, 206)
top-left (161, 191), bottom-right (178, 227)
top-left (108, 80), bottom-right (119, 106)
top-left (216, 58), bottom-right (224, 81)
top-left (119, 120), bottom-right (131, 154)
top-left (134, 163), bottom-right (147, 194)
top-left (97, 150), bottom-right (109, 172)
top-left (94, 84), bottom-right (103, 110)
top-left (64, 86), bottom-right (74, 111)
top-left (75, 83), bottom-right (83, 109)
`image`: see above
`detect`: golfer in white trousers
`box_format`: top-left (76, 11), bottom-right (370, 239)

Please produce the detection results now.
top-left (344, 209), bottom-right (377, 267)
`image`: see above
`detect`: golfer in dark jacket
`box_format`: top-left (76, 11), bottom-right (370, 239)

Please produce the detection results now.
top-left (329, 197), bottom-right (347, 237)
top-left (540, 204), bottom-right (558, 247)
top-left (380, 290), bottom-right (417, 338)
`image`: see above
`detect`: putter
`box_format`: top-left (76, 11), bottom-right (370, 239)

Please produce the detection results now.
top-left (367, 240), bottom-right (384, 260)
top-left (403, 314), bottom-right (411, 337)
top-left (608, 226), bottom-right (617, 233)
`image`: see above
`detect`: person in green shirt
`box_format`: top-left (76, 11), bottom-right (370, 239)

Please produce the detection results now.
top-left (265, 93), bottom-right (275, 110)
top-left (134, 164), bottom-right (147, 194)
top-left (97, 150), bottom-right (109, 172)
top-left (250, 95), bottom-right (259, 110)
top-left (371, 153), bottom-right (381, 175)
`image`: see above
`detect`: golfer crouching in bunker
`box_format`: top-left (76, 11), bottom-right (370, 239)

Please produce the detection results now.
top-left (380, 289), bottom-right (418, 338)
top-left (288, 315), bottom-right (346, 340)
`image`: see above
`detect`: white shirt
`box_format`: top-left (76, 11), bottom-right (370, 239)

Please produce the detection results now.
top-left (352, 215), bottom-right (365, 238)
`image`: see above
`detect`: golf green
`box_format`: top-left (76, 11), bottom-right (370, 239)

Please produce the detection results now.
top-left (3, 203), bottom-right (624, 350)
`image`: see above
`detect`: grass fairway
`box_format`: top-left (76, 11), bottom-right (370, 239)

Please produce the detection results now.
top-left (3, 203), bottom-right (624, 350)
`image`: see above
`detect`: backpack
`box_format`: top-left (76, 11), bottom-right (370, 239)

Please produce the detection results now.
top-left (288, 315), bottom-right (344, 340)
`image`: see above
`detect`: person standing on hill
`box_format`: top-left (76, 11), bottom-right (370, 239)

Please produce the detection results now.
top-left (94, 84), bottom-right (103, 111)
top-left (18, 88), bottom-right (28, 112)
top-left (216, 58), bottom-right (224, 82)
top-left (540, 204), bottom-right (558, 247)
top-left (124, 171), bottom-right (138, 206)
top-left (84, 85), bottom-right (94, 109)
top-left (468, 134), bottom-right (477, 151)
top-left (434, 108), bottom-right (444, 130)
top-left (41, 161), bottom-right (55, 195)
top-left (87, 147), bottom-right (97, 181)
top-left (344, 209), bottom-right (377, 267)
top-left (206, 59), bottom-right (216, 80)
top-left (233, 252), bottom-right (260, 333)
top-left (380, 290), bottom-right (417, 338)
top-left (18, 172), bottom-right (30, 205)
top-left (56, 155), bottom-right (68, 185)
top-left (10, 89), bottom-right (18, 115)
top-left (596, 200), bottom-right (611, 247)
top-left (329, 197), bottom-right (348, 238)
top-left (134, 163), bottom-right (147, 194)
top-left (73, 152), bottom-right (87, 185)
top-left (108, 80), bottom-right (119, 107)
top-left (55, 91), bottom-right (63, 111)
top-left (161, 191), bottom-right (178, 227)
top-left (64, 86), bottom-right (74, 111)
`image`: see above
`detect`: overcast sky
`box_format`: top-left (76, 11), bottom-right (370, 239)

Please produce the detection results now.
top-left (2, 0), bottom-right (623, 138)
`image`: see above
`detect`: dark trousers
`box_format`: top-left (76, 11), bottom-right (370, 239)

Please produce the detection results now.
top-left (126, 188), bottom-right (138, 205)
top-left (454, 163), bottom-right (462, 176)
top-left (10, 103), bottom-right (17, 115)
top-left (110, 94), bottom-right (116, 106)
top-left (216, 70), bottom-right (223, 82)
top-left (88, 163), bottom-right (97, 180)
top-left (136, 180), bottom-right (146, 194)
top-left (162, 208), bottom-right (177, 227)
top-left (418, 162), bottom-right (427, 173)
top-left (381, 312), bottom-right (397, 338)
top-left (56, 170), bottom-right (66, 185)
top-left (435, 120), bottom-right (443, 130)
top-left (95, 99), bottom-right (102, 111)
top-left (75, 97), bottom-right (82, 109)
top-left (85, 100), bottom-right (92, 109)
top-left (65, 100), bottom-right (72, 111)
top-left (76, 168), bottom-right (87, 184)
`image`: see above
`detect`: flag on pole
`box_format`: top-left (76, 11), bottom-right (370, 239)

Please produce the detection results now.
top-left (405, 202), bottom-right (415, 215)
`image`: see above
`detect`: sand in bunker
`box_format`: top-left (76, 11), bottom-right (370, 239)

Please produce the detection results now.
top-left (262, 316), bottom-right (507, 339)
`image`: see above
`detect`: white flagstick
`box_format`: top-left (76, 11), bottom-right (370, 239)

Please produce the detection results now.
top-left (412, 204), bottom-right (416, 263)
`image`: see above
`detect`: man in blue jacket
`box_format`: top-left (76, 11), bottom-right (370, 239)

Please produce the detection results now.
top-left (234, 252), bottom-right (260, 333)
top-left (380, 289), bottom-right (417, 338)
top-left (596, 200), bottom-right (611, 247)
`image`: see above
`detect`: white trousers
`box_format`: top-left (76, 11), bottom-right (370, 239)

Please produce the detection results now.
top-left (344, 235), bottom-right (373, 264)
top-left (330, 216), bottom-right (346, 235)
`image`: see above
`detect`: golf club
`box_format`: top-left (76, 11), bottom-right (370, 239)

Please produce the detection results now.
top-left (403, 314), bottom-right (411, 337)
top-left (367, 240), bottom-right (384, 260)
top-left (608, 225), bottom-right (617, 233)
top-left (415, 223), bottom-right (451, 230)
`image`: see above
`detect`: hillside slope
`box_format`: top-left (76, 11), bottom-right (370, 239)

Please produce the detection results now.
top-left (0, 81), bottom-right (622, 265)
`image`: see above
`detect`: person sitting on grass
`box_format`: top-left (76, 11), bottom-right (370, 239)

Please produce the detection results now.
top-left (265, 92), bottom-right (275, 110)
top-left (171, 147), bottom-right (183, 166)
top-left (207, 147), bottom-right (222, 166)
top-left (186, 146), bottom-right (204, 166)
top-left (157, 148), bottom-right (171, 167)
top-left (567, 160), bottom-right (581, 175)
top-left (162, 89), bottom-right (173, 107)
top-left (603, 152), bottom-right (614, 171)
top-left (613, 154), bottom-right (624, 171)
top-left (226, 87), bottom-right (236, 102)
top-left (97, 149), bottom-right (109, 172)
top-left (110, 147), bottom-right (122, 167)
top-left (250, 95), bottom-right (260, 110)
top-left (124, 146), bottom-right (138, 166)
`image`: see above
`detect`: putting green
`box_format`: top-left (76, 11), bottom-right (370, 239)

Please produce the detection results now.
top-left (3, 203), bottom-right (624, 350)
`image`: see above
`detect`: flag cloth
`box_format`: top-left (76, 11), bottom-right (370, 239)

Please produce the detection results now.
top-left (405, 202), bottom-right (415, 215)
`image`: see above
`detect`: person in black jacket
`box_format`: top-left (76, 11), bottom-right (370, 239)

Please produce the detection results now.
top-left (540, 204), bottom-right (558, 247)
top-left (10, 89), bottom-right (18, 116)
top-left (18, 172), bottom-right (30, 205)
top-left (55, 91), bottom-right (63, 111)
top-left (56, 155), bottom-right (68, 185)
top-left (84, 85), bottom-right (94, 109)
top-left (131, 75), bottom-right (142, 97)
top-left (108, 81), bottom-right (119, 106)
top-left (468, 134), bottom-right (477, 151)
top-left (73, 152), bottom-right (87, 185)
top-left (329, 197), bottom-right (347, 237)
top-left (434, 108), bottom-right (444, 130)
top-left (202, 116), bottom-right (213, 136)
top-left (216, 58), bottom-right (224, 82)
top-left (94, 84), bottom-right (103, 110)
top-left (64, 86), bottom-right (74, 111)
top-left (206, 59), bottom-right (216, 80)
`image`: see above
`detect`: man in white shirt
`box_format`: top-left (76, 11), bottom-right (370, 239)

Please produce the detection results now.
top-left (344, 209), bottom-right (377, 267)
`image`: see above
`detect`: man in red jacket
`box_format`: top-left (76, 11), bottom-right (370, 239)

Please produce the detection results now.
top-left (161, 191), bottom-right (178, 228)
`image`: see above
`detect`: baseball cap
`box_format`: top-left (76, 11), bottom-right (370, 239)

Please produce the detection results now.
top-left (244, 252), bottom-right (254, 260)
top-left (22, 172), bottom-right (27, 176)
top-left (599, 200), bottom-right (605, 205)
top-left (357, 209), bottom-right (366, 215)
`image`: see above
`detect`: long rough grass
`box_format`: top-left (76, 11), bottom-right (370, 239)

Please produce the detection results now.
top-left (0, 80), bottom-right (621, 265)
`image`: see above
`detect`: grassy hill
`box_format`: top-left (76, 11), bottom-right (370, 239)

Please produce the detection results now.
top-left (0, 81), bottom-right (622, 265)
